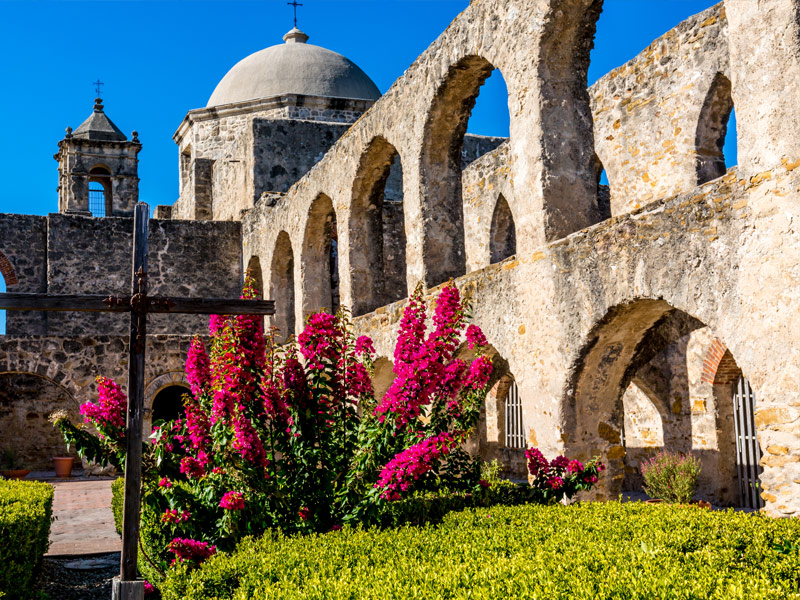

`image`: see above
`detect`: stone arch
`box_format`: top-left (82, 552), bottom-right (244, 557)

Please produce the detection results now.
top-left (301, 193), bottom-right (338, 317)
top-left (489, 194), bottom-right (516, 264)
top-left (349, 136), bottom-right (407, 316)
top-left (696, 72), bottom-right (735, 184)
top-left (143, 371), bottom-right (189, 432)
top-left (246, 255), bottom-right (264, 299)
top-left (270, 231), bottom-right (296, 342)
top-left (0, 250), bottom-right (18, 286)
top-left (563, 299), bottom-right (754, 501)
top-left (418, 55), bottom-right (499, 287)
top-left (0, 371), bottom-right (81, 470)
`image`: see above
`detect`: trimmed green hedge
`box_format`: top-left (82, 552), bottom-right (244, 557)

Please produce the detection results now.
top-left (162, 502), bottom-right (800, 600)
top-left (111, 477), bottom-right (124, 537)
top-left (0, 480), bottom-right (54, 599)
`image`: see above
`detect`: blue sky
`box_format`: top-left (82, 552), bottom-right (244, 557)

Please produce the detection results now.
top-left (0, 0), bottom-right (731, 333)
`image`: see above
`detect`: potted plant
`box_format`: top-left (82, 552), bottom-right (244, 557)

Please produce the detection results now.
top-left (53, 455), bottom-right (75, 478)
top-left (1, 448), bottom-right (30, 480)
top-left (640, 450), bottom-right (701, 504)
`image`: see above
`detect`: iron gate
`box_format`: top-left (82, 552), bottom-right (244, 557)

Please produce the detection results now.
top-left (733, 376), bottom-right (764, 509)
top-left (504, 380), bottom-right (525, 449)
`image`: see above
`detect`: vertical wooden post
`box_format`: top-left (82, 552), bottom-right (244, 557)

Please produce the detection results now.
top-left (117, 202), bottom-right (149, 598)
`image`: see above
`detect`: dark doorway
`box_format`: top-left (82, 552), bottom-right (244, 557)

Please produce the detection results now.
top-left (151, 385), bottom-right (188, 425)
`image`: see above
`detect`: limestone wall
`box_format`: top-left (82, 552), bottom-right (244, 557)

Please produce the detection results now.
top-left (351, 161), bottom-right (800, 516)
top-left (0, 214), bottom-right (243, 337)
top-left (0, 334), bottom-right (194, 468)
top-left (590, 3), bottom-right (730, 214)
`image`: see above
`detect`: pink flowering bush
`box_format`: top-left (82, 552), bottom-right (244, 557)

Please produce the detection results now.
top-left (53, 279), bottom-right (497, 577)
top-left (53, 277), bottom-right (602, 589)
top-left (524, 448), bottom-right (605, 503)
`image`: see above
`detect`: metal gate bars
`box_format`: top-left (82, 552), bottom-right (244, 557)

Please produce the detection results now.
top-left (733, 376), bottom-right (764, 509)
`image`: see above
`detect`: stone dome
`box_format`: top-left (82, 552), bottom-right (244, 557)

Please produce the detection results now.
top-left (207, 28), bottom-right (381, 107)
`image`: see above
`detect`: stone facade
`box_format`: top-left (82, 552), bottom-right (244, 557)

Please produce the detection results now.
top-left (2, 0), bottom-right (800, 516)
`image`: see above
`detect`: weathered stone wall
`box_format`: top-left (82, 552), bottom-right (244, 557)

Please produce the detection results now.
top-left (172, 96), bottom-right (376, 222)
top-left (351, 160), bottom-right (800, 516)
top-left (0, 215), bottom-right (47, 335)
top-left (590, 3), bottom-right (730, 214)
top-left (0, 334), bottom-right (194, 467)
top-left (0, 213), bottom-right (242, 336)
top-left (240, 0), bottom-right (604, 323)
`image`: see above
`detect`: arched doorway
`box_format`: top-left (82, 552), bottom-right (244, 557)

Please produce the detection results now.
top-left (0, 372), bottom-right (80, 470)
top-left (566, 300), bottom-right (760, 506)
top-left (151, 385), bottom-right (189, 426)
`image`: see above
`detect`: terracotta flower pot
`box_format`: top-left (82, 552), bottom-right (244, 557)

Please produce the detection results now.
top-left (53, 457), bottom-right (74, 478)
top-left (644, 498), bottom-right (663, 504)
top-left (1, 469), bottom-right (31, 480)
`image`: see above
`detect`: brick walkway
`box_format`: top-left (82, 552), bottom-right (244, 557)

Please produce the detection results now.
top-left (42, 476), bottom-right (121, 556)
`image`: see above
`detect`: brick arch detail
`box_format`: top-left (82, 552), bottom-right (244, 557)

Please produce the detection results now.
top-left (0, 250), bottom-right (18, 286)
top-left (701, 338), bottom-right (742, 385)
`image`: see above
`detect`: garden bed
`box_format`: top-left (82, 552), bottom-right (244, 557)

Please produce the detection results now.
top-left (0, 479), bottom-right (54, 599)
top-left (162, 502), bottom-right (800, 600)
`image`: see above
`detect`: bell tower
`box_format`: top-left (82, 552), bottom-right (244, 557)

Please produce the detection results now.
top-left (55, 97), bottom-right (141, 216)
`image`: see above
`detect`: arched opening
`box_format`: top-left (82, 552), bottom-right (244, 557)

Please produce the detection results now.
top-left (151, 385), bottom-right (189, 426)
top-left (463, 68), bottom-right (510, 166)
top-left (566, 300), bottom-right (760, 506)
top-left (301, 194), bottom-right (338, 316)
top-left (696, 72), bottom-right (735, 184)
top-left (593, 153), bottom-right (611, 220)
top-left (707, 347), bottom-right (762, 509)
top-left (246, 255), bottom-right (264, 299)
top-left (0, 372), bottom-right (80, 470)
top-left (489, 194), bottom-right (516, 264)
top-left (88, 166), bottom-right (112, 217)
top-left (349, 137), bottom-right (407, 316)
top-left (270, 231), bottom-right (296, 343)
top-left (420, 56), bottom-right (509, 287)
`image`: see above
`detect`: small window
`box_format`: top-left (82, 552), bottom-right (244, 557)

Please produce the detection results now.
top-left (88, 181), bottom-right (108, 217)
top-left (504, 380), bottom-right (525, 449)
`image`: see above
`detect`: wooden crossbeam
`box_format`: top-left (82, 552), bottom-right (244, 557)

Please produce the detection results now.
top-left (0, 293), bottom-right (275, 315)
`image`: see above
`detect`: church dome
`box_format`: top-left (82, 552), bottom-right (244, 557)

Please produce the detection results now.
top-left (207, 28), bottom-right (381, 107)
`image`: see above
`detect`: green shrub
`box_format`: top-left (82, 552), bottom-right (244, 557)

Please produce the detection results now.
top-left (111, 477), bottom-right (124, 537)
top-left (110, 476), bottom-right (170, 587)
top-left (161, 502), bottom-right (800, 600)
top-left (0, 480), bottom-right (54, 599)
top-left (640, 450), bottom-right (702, 503)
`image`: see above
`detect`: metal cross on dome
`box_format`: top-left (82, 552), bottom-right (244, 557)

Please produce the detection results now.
top-left (0, 203), bottom-right (274, 599)
top-left (288, 0), bottom-right (303, 28)
top-left (93, 79), bottom-right (104, 98)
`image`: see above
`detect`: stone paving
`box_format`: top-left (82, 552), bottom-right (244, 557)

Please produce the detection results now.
top-left (34, 473), bottom-right (121, 556)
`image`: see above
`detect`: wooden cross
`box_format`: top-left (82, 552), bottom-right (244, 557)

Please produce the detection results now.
top-left (0, 203), bottom-right (274, 599)
top-left (288, 0), bottom-right (303, 27)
